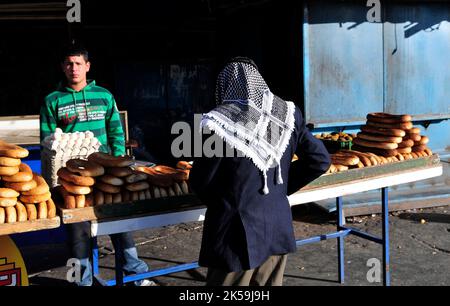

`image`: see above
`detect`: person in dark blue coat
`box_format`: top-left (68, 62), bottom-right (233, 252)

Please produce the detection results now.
top-left (190, 57), bottom-right (330, 286)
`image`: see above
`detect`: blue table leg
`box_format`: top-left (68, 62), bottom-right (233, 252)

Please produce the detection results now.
top-left (114, 238), bottom-right (124, 286)
top-left (92, 237), bottom-right (99, 277)
top-left (337, 197), bottom-right (345, 284)
top-left (382, 187), bottom-right (390, 286)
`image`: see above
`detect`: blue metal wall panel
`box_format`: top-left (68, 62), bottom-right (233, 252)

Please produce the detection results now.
top-left (384, 3), bottom-right (450, 118)
top-left (304, 1), bottom-right (384, 127)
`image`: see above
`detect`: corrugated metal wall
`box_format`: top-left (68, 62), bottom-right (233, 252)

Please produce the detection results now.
top-left (304, 0), bottom-right (450, 130)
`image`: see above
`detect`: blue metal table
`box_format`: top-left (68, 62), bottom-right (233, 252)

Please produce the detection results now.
top-left (90, 164), bottom-right (442, 286)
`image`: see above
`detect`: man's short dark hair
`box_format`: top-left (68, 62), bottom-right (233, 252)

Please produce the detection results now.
top-left (60, 42), bottom-right (89, 63)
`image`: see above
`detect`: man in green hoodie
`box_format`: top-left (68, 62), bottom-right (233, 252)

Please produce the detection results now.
top-left (40, 43), bottom-right (153, 286)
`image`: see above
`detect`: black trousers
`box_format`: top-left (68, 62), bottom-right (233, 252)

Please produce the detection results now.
top-left (66, 221), bottom-right (136, 259)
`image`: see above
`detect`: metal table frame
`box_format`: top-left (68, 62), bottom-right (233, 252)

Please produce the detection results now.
top-left (90, 165), bottom-right (442, 286)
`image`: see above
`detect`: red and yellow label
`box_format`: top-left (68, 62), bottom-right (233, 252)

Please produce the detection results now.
top-left (0, 236), bottom-right (28, 286)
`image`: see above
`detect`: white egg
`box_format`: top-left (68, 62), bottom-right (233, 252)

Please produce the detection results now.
top-left (82, 138), bottom-right (91, 146)
top-left (85, 131), bottom-right (94, 139)
top-left (80, 148), bottom-right (88, 156)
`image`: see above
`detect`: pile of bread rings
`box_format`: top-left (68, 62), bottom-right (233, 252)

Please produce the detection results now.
top-left (57, 152), bottom-right (192, 208)
top-left (0, 140), bottom-right (56, 224)
top-left (325, 112), bottom-right (433, 174)
top-left (352, 112), bottom-right (432, 159)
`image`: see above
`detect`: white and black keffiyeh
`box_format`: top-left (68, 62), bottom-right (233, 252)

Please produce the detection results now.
top-left (201, 61), bottom-right (296, 195)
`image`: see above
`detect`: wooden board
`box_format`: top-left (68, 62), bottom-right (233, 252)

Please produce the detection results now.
top-left (289, 165), bottom-right (442, 206)
top-left (301, 154), bottom-right (440, 190)
top-left (0, 217), bottom-right (60, 236)
top-left (58, 194), bottom-right (203, 224)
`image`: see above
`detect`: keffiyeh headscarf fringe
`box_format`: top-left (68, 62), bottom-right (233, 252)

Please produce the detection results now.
top-left (201, 61), bottom-right (295, 195)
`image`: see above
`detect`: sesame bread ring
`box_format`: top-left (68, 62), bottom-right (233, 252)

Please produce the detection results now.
top-left (59, 178), bottom-right (93, 195)
top-left (95, 181), bottom-right (121, 194)
top-left (5, 206), bottom-right (17, 223)
top-left (104, 193), bottom-right (113, 205)
top-left (15, 202), bottom-right (27, 222)
top-left (99, 174), bottom-right (124, 186)
top-left (125, 181), bottom-right (150, 192)
top-left (2, 163), bottom-right (33, 183)
top-left (404, 134), bottom-right (421, 142)
top-left (0, 140), bottom-right (29, 158)
top-left (138, 191), bottom-right (146, 201)
top-left (37, 202), bottom-right (48, 219)
top-left (75, 195), bottom-right (85, 208)
top-left (406, 127), bottom-right (421, 134)
top-left (88, 152), bottom-right (134, 168)
top-left (46, 199), bottom-right (57, 218)
top-left (85, 194), bottom-right (94, 207)
top-left (397, 147), bottom-right (412, 154)
top-left (367, 113), bottom-right (412, 123)
top-left (0, 157), bottom-right (21, 167)
top-left (57, 167), bottom-right (95, 187)
top-left (0, 166), bottom-right (19, 176)
top-left (106, 167), bottom-right (134, 177)
top-left (417, 136), bottom-right (429, 145)
top-left (6, 179), bottom-right (38, 193)
top-left (124, 171), bottom-right (148, 184)
top-left (361, 125), bottom-right (406, 137)
top-left (412, 145), bottom-right (427, 153)
top-left (130, 192), bottom-right (139, 202)
top-left (94, 190), bottom-right (104, 206)
top-left (0, 207), bottom-right (5, 224)
top-left (176, 161), bottom-right (193, 170)
top-left (66, 159), bottom-right (105, 177)
top-left (0, 188), bottom-right (20, 198)
top-left (25, 204), bottom-right (37, 221)
top-left (122, 190), bottom-right (130, 203)
top-left (59, 186), bottom-right (76, 209)
top-left (22, 174), bottom-right (50, 196)
top-left (180, 181), bottom-right (190, 194)
top-left (0, 197), bottom-right (18, 208)
top-left (145, 189), bottom-right (152, 199)
top-left (113, 193), bottom-right (123, 204)
top-left (398, 139), bottom-right (414, 148)
top-left (20, 192), bottom-right (51, 204)
top-left (366, 121), bottom-right (413, 130)
top-left (356, 132), bottom-right (403, 144)
top-left (353, 137), bottom-right (398, 150)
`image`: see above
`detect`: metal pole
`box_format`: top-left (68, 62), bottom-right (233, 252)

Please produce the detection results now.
top-left (336, 196), bottom-right (345, 284)
top-left (382, 187), bottom-right (390, 286)
top-left (114, 238), bottom-right (124, 286)
top-left (92, 237), bottom-right (99, 277)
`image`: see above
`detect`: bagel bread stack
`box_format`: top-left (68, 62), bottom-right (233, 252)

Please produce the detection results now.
top-left (57, 158), bottom-right (104, 208)
top-left (401, 127), bottom-right (433, 159)
top-left (353, 112), bottom-right (412, 157)
top-left (135, 162), bottom-right (191, 198)
top-left (0, 188), bottom-right (20, 223)
top-left (87, 152), bottom-right (144, 205)
top-left (0, 141), bottom-right (31, 200)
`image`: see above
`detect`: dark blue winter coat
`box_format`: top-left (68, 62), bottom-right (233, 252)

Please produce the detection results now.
top-left (190, 106), bottom-right (330, 272)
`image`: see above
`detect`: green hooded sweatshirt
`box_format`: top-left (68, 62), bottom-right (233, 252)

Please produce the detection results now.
top-left (40, 80), bottom-right (125, 156)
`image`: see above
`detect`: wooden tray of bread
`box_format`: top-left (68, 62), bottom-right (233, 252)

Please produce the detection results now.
top-left (57, 194), bottom-right (202, 224)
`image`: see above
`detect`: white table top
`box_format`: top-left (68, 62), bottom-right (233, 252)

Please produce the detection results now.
top-left (91, 165), bottom-right (443, 236)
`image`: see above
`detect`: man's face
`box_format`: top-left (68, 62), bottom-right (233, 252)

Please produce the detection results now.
top-left (62, 55), bottom-right (90, 85)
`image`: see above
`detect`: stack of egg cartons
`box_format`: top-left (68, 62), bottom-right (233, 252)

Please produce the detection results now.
top-left (41, 128), bottom-right (101, 187)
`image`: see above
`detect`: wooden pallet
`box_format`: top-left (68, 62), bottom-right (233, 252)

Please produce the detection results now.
top-left (58, 194), bottom-right (203, 224)
top-left (0, 217), bottom-right (60, 236)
